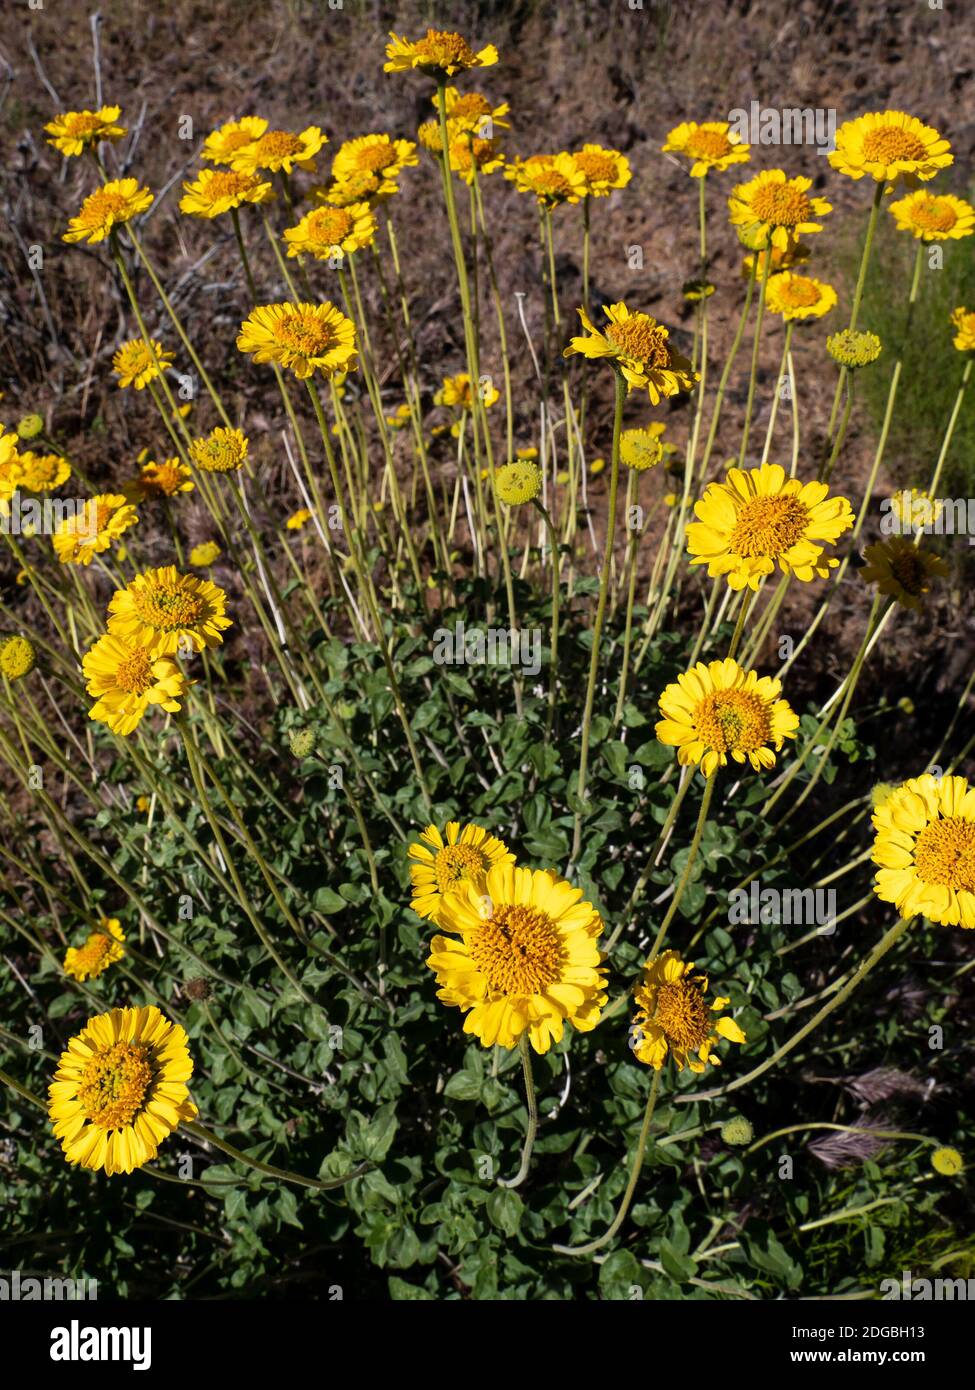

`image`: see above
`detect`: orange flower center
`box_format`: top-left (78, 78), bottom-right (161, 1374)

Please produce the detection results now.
top-left (449, 93), bottom-right (492, 122)
top-left (307, 207), bottom-right (355, 244)
top-left (685, 129), bottom-right (733, 161)
top-left (415, 29), bottom-right (477, 68)
top-left (730, 494), bottom-right (810, 557)
top-left (273, 308), bottom-right (337, 357)
top-left (695, 688), bottom-right (773, 755)
top-left (84, 188), bottom-right (131, 222)
top-left (862, 126), bottom-right (927, 166)
top-left (469, 904), bottom-right (563, 996)
top-left (66, 113), bottom-right (104, 137)
top-left (574, 150), bottom-right (617, 183)
top-left (350, 140), bottom-right (396, 173)
top-left (79, 1041), bottom-right (153, 1129)
top-left (434, 843), bottom-right (488, 894)
top-left (205, 170), bottom-right (257, 199)
top-left (651, 977), bottom-right (713, 1050)
top-left (914, 816), bottom-right (975, 893)
top-left (748, 181), bottom-right (813, 227)
top-left (909, 197), bottom-right (958, 234)
top-left (255, 130), bottom-right (302, 160)
top-left (776, 277), bottom-right (822, 308)
top-left (143, 461), bottom-right (185, 495)
top-left (133, 581), bottom-right (205, 632)
top-left (71, 933), bottom-right (113, 975)
top-left (114, 647), bottom-right (155, 694)
top-left (530, 168), bottom-right (573, 199)
top-left (889, 545), bottom-right (928, 597)
top-left (607, 316), bottom-right (672, 368)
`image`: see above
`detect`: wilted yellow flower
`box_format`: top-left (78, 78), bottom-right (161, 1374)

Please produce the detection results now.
top-left (871, 773), bottom-right (975, 928)
top-left (283, 202), bottom-right (377, 262)
top-left (189, 541), bottom-right (221, 568)
top-left (630, 950), bottom-right (746, 1072)
top-left (52, 494), bottom-right (138, 566)
top-left (384, 29), bottom-right (499, 79)
top-left (860, 536), bottom-right (948, 610)
top-left (505, 152), bottom-right (585, 207)
top-left (687, 462), bottom-right (854, 591)
top-left (201, 116), bottom-right (268, 166)
top-left (232, 125), bottom-right (325, 175)
top-left (189, 425), bottom-right (248, 473)
top-left (728, 169), bottom-right (831, 251)
top-left (63, 179), bottom-right (153, 244)
top-left (656, 657), bottom-right (799, 777)
top-left (765, 272), bottom-right (837, 321)
top-left (950, 305), bottom-right (975, 353)
top-left (17, 451), bottom-right (71, 492)
top-left (495, 460), bottom-right (542, 505)
top-left (63, 919), bottom-right (126, 982)
top-left (829, 111), bottom-right (952, 185)
top-left (112, 337), bottom-right (174, 390)
top-left (179, 167), bottom-right (274, 217)
top-left (571, 144), bottom-right (631, 196)
top-left (564, 301), bottom-right (696, 405)
top-left (45, 105), bottom-right (126, 157)
top-left (107, 565), bottom-right (232, 656)
top-left (889, 189), bottom-right (974, 242)
top-left (662, 120), bottom-right (750, 177)
top-left (237, 302), bottom-right (357, 379)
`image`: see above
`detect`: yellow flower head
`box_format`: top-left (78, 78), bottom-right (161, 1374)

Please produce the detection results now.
top-left (872, 773), bottom-right (975, 928)
top-left (495, 460), bottom-right (542, 506)
top-left (435, 87), bottom-right (511, 137)
top-left (63, 178), bottom-right (153, 245)
top-left (45, 105), bottom-right (126, 157)
top-left (17, 451), bottom-right (71, 493)
top-left (107, 565), bottom-right (232, 656)
top-left (127, 457), bottom-right (194, 501)
top-left (728, 169), bottom-right (831, 251)
top-left (64, 919), bottom-right (126, 982)
top-left (931, 1147), bottom-right (964, 1176)
top-left (630, 950), bottom-right (746, 1072)
top-left (564, 301), bottom-right (697, 405)
top-left (112, 338), bottom-right (174, 390)
top-left (189, 541), bottom-right (221, 568)
top-left (829, 111), bottom-right (952, 186)
top-left (656, 658), bottom-right (799, 777)
top-left (662, 120), bottom-right (751, 178)
top-left (231, 125), bottom-right (325, 175)
top-left (83, 631), bottom-right (188, 736)
top-left (889, 488), bottom-right (943, 530)
top-left (827, 328), bottom-right (883, 368)
top-left (312, 170), bottom-right (393, 207)
top-left (237, 302), bottom-right (358, 379)
top-left (571, 144), bottom-right (632, 197)
top-left (0, 635), bottom-right (36, 681)
top-left (408, 820), bottom-right (514, 923)
top-left (859, 535), bottom-right (948, 610)
top-left (49, 1005), bottom-right (196, 1175)
top-left (285, 508), bottom-right (313, 531)
top-left (446, 134), bottom-right (506, 184)
top-left (425, 862), bottom-right (607, 1054)
top-left (620, 423), bottom-right (667, 471)
top-left (189, 425), bottom-right (249, 473)
top-left (505, 152), bottom-right (586, 207)
top-left (765, 272), bottom-right (837, 321)
top-left (384, 29), bottom-right (499, 80)
top-left (687, 462), bottom-right (854, 591)
top-left (331, 134), bottom-right (418, 186)
top-left (52, 494), bottom-right (138, 566)
top-left (435, 372), bottom-right (499, 411)
top-left (889, 189), bottom-right (974, 242)
top-left (201, 116), bottom-right (268, 166)
top-left (179, 167), bottom-right (274, 218)
top-left (283, 202), bottom-right (377, 262)
top-left (742, 240), bottom-right (810, 280)
top-left (950, 305), bottom-right (975, 353)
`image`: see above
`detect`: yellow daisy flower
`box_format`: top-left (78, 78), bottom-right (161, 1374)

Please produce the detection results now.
top-left (447, 134), bottom-right (506, 184)
top-left (425, 862), bottom-right (607, 1054)
top-left (179, 167), bottom-right (274, 218)
top-left (495, 460), bottom-right (542, 506)
top-left (283, 202), bottom-right (377, 262)
top-left (331, 134), bottom-right (418, 185)
top-left (950, 305), bottom-right (975, 353)
top-left (49, 1005), bottom-right (196, 1175)
top-left (504, 152), bottom-right (586, 207)
top-left (435, 372), bottom-right (499, 411)
top-left (889, 189), bottom-right (974, 242)
top-left (571, 144), bottom-right (632, 197)
top-left (312, 170), bottom-right (394, 207)
top-left (408, 820), bottom-right (514, 922)
top-left (889, 487), bottom-right (943, 530)
top-left (112, 338), bottom-right (174, 390)
top-left (126, 457), bottom-right (195, 500)
top-left (231, 125), bottom-right (325, 175)
top-left (742, 240), bottom-right (810, 280)
top-left (655, 657), bottom-right (799, 777)
top-left (728, 169), bottom-right (831, 251)
top-left (384, 29), bottom-right (499, 79)
top-left (189, 541), bottom-right (221, 567)
top-left (63, 178), bottom-right (153, 245)
top-left (859, 536), bottom-right (948, 610)
top-left (662, 120), bottom-right (750, 177)
top-left (564, 301), bottom-right (697, 405)
top-left (17, 451), bottom-right (71, 492)
top-left (630, 950), bottom-right (746, 1072)
top-left (435, 87), bottom-right (510, 136)
top-left (686, 462), bottom-right (855, 591)
top-left (285, 508), bottom-right (313, 531)
top-left (188, 425), bottom-right (248, 473)
top-left (829, 111), bottom-right (952, 185)
top-left (620, 423), bottom-right (666, 471)
top-left (83, 632), bottom-right (188, 735)
top-left (107, 565), bottom-right (232, 656)
top-left (44, 105), bottom-right (126, 157)
top-left (201, 116), bottom-right (268, 166)
top-left (872, 773), bottom-right (975, 928)
top-left (237, 302), bottom-right (357, 380)
top-left (52, 494), bottom-right (138, 566)
top-left (64, 919), bottom-right (126, 982)
top-left (764, 272), bottom-right (838, 321)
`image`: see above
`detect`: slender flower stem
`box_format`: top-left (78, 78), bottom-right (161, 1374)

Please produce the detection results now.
top-left (737, 247), bottom-right (773, 466)
top-left (826, 180), bottom-right (884, 447)
top-left (553, 1070), bottom-right (660, 1256)
top-left (532, 498), bottom-right (561, 738)
top-left (181, 1120), bottom-right (371, 1192)
top-left (646, 771), bottom-right (716, 964)
top-left (498, 1034), bottom-right (539, 1189)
